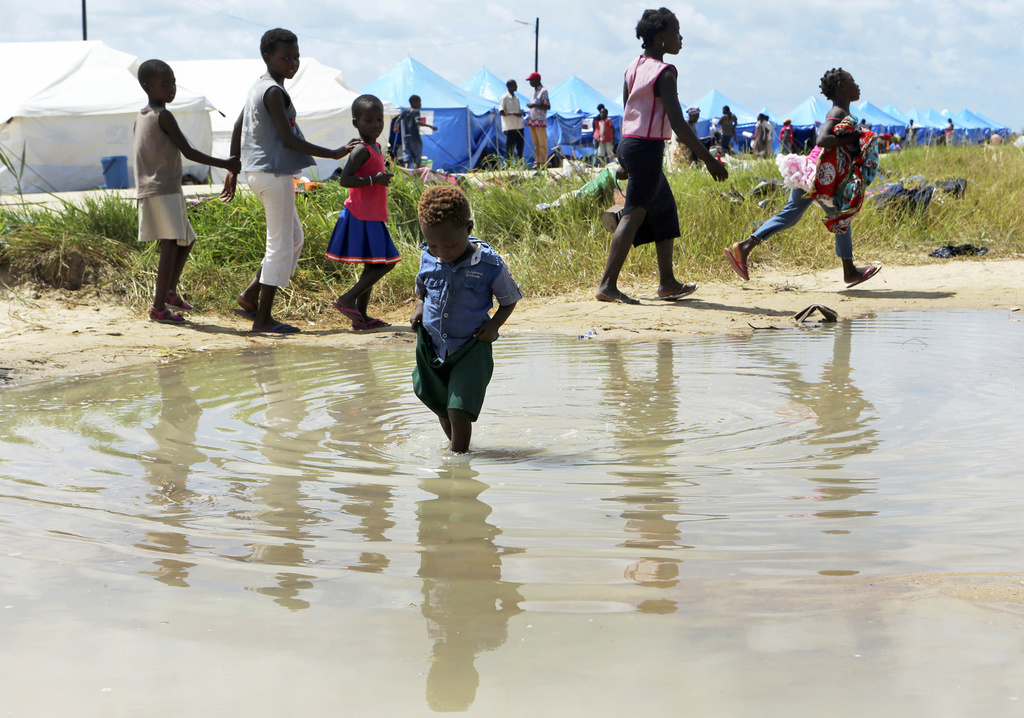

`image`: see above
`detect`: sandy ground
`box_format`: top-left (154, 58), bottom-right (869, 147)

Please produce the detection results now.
top-left (2, 257), bottom-right (1022, 387)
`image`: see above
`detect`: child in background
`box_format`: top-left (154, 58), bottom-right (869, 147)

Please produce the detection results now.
top-left (134, 60), bottom-right (241, 323)
top-left (325, 94), bottom-right (399, 330)
top-left (724, 68), bottom-right (881, 288)
top-left (410, 185), bottom-right (522, 454)
top-left (595, 7), bottom-right (728, 305)
top-left (221, 28), bottom-right (356, 334)
top-left (593, 104), bottom-right (615, 165)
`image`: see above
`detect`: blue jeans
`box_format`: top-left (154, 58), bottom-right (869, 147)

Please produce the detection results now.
top-left (751, 189), bottom-right (853, 259)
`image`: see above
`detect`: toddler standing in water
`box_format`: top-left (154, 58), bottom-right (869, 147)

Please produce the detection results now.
top-left (411, 185), bottom-right (522, 454)
top-left (595, 7), bottom-right (728, 305)
top-left (134, 59), bottom-right (240, 323)
top-left (221, 28), bottom-right (356, 334)
top-left (325, 94), bottom-right (399, 330)
top-left (724, 68), bottom-right (881, 288)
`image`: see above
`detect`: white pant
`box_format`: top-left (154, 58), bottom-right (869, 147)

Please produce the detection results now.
top-left (247, 172), bottom-right (303, 287)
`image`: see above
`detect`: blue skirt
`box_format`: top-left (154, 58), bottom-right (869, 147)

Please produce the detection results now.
top-left (325, 209), bottom-right (401, 264)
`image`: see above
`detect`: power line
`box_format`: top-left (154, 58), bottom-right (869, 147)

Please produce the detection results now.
top-left (177, 0), bottom-right (528, 49)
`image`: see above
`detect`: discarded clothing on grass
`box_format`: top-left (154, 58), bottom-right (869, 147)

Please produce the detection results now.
top-left (872, 176), bottom-right (967, 215)
top-left (929, 244), bottom-right (988, 258)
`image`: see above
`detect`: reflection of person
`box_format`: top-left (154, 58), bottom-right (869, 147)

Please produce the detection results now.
top-left (136, 363), bottom-right (205, 588)
top-left (325, 94), bottom-right (399, 331)
top-left (593, 104), bottom-right (616, 164)
top-left (411, 185), bottom-right (522, 453)
top-left (498, 79), bottom-right (526, 162)
top-left (221, 28), bottom-right (355, 334)
top-left (417, 465), bottom-right (523, 712)
top-left (725, 68), bottom-right (881, 289)
top-left (595, 7), bottom-right (728, 305)
top-left (524, 71), bottom-right (549, 168)
top-left (719, 105), bottom-right (737, 154)
top-left (398, 95), bottom-right (438, 169)
top-left (134, 59), bottom-right (240, 324)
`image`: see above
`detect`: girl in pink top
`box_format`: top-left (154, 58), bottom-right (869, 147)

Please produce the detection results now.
top-left (326, 94), bottom-right (399, 330)
top-left (596, 8), bottom-right (727, 305)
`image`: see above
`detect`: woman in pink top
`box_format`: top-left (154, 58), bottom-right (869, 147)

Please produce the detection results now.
top-left (596, 8), bottom-right (727, 305)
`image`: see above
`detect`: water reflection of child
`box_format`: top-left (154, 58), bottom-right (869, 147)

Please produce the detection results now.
top-left (724, 68), bottom-right (881, 288)
top-left (325, 94), bottom-right (399, 330)
top-left (410, 185), bottom-right (522, 453)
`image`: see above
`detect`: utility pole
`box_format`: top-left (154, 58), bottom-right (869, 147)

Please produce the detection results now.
top-left (82, 0), bottom-right (87, 40)
top-left (515, 17), bottom-right (540, 73)
top-left (533, 17), bottom-right (539, 72)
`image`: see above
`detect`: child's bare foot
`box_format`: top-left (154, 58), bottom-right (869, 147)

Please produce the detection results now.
top-left (844, 264), bottom-right (881, 288)
top-left (595, 285), bottom-right (640, 305)
top-left (657, 281), bottom-right (697, 299)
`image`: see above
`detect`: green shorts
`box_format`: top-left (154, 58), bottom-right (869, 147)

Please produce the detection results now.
top-left (412, 326), bottom-right (494, 422)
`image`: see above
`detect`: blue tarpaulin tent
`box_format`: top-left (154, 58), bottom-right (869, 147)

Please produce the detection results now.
top-left (950, 109), bottom-right (991, 143)
top-left (971, 111), bottom-right (1010, 138)
top-left (852, 101), bottom-right (905, 134)
top-left (546, 75), bottom-right (621, 160)
top-left (691, 89), bottom-right (759, 150)
top-left (782, 96), bottom-right (831, 151)
top-left (459, 68), bottom-right (534, 161)
top-left (362, 57), bottom-right (498, 171)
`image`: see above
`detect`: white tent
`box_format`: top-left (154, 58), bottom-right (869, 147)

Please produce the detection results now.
top-left (171, 57), bottom-right (396, 182)
top-left (0, 41), bottom-right (215, 195)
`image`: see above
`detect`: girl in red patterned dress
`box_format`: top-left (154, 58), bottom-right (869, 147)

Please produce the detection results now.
top-left (326, 94), bottom-right (399, 329)
top-left (724, 68), bottom-right (881, 288)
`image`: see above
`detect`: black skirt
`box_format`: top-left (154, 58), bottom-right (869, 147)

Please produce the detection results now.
top-left (617, 136), bottom-right (680, 246)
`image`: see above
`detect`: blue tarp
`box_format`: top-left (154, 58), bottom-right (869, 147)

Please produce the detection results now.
top-left (691, 89), bottom-right (760, 150)
top-left (362, 57), bottom-right (499, 171)
top-left (852, 101), bottom-right (905, 134)
top-left (546, 75), bottom-right (622, 160)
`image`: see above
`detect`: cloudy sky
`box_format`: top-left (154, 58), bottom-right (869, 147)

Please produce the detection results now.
top-left (4, 0), bottom-right (1021, 128)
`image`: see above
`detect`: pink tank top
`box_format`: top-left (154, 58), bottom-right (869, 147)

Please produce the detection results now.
top-left (621, 56), bottom-right (675, 141)
top-left (344, 141), bottom-right (388, 222)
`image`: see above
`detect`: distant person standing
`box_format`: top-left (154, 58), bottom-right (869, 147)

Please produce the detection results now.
top-left (751, 113), bottom-right (773, 157)
top-left (945, 119), bottom-right (955, 145)
top-left (907, 119), bottom-right (917, 147)
top-left (719, 105), bottom-right (737, 154)
top-left (399, 95), bottom-right (438, 169)
top-left (779, 118), bottom-right (795, 154)
top-left (525, 71), bottom-right (550, 168)
top-left (498, 79), bottom-right (526, 162)
top-left (593, 104), bottom-right (616, 165)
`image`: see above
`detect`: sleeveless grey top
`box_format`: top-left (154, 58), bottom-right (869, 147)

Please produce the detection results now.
top-left (241, 73), bottom-right (314, 175)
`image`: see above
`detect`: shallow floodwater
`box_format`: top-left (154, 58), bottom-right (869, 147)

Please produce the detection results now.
top-left (2, 310), bottom-right (1024, 716)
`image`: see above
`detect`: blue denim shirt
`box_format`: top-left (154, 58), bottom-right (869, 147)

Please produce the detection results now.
top-left (416, 240), bottom-right (523, 360)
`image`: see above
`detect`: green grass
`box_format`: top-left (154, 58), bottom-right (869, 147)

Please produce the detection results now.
top-left (2, 143), bottom-right (1022, 316)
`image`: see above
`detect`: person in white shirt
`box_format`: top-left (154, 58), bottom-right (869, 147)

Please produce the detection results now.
top-left (499, 79), bottom-right (526, 162)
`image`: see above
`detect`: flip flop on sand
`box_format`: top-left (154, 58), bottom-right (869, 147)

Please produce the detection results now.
top-left (166, 292), bottom-right (194, 311)
top-left (655, 283), bottom-right (698, 301)
top-left (332, 301), bottom-right (365, 323)
top-left (724, 246), bottom-right (749, 281)
top-left (353, 317), bottom-right (391, 330)
top-left (253, 322), bottom-right (300, 335)
top-left (845, 264), bottom-right (882, 288)
top-left (233, 307), bottom-right (257, 320)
